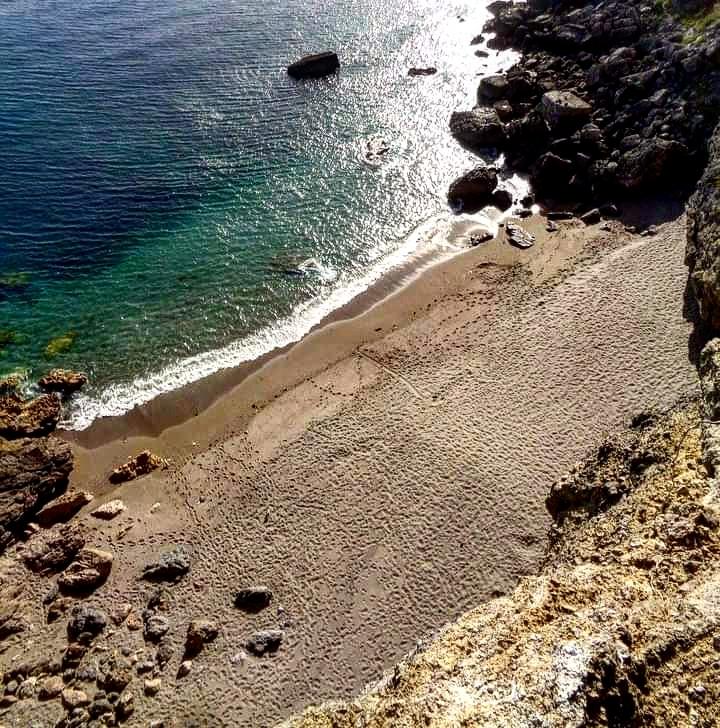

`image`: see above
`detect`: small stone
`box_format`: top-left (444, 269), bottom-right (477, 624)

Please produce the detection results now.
top-left (246, 629), bottom-right (284, 656)
top-left (125, 609), bottom-right (143, 631)
top-left (38, 675), bottom-right (64, 700)
top-left (91, 500), bottom-right (126, 521)
top-left (58, 547), bottom-right (113, 594)
top-left (62, 688), bottom-right (90, 710)
top-left (142, 546), bottom-right (191, 582)
top-left (5, 680), bottom-right (18, 695)
top-left (16, 677), bottom-right (36, 699)
top-left (177, 660), bottom-right (192, 678)
top-left (143, 613), bottom-right (170, 643)
top-left (156, 641), bottom-right (173, 669)
top-left (136, 660), bottom-right (155, 675)
top-left (89, 697), bottom-right (114, 718)
top-left (185, 619), bottom-right (219, 656)
top-left (109, 603), bottom-right (131, 625)
top-left (144, 678), bottom-right (161, 696)
top-left (115, 690), bottom-right (134, 720)
top-left (506, 222), bottom-right (535, 249)
top-left (67, 605), bottom-right (108, 642)
top-left (234, 586), bottom-right (273, 613)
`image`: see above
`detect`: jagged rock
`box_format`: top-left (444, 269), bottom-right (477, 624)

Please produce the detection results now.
top-left (234, 586), bottom-right (273, 613)
top-left (67, 605), bottom-right (107, 642)
top-left (246, 629), bottom-right (283, 656)
top-left (686, 122), bottom-right (720, 330)
top-left (109, 450), bottom-right (168, 484)
top-left (617, 138), bottom-right (688, 191)
top-left (142, 545), bottom-right (191, 582)
top-left (287, 52), bottom-right (339, 79)
top-left (115, 691), bottom-right (134, 720)
top-left (91, 499), bottom-right (126, 520)
top-left (35, 490), bottom-right (93, 528)
top-left (0, 393), bottom-right (61, 439)
top-left (37, 370), bottom-right (88, 399)
top-left (109, 603), bottom-right (132, 625)
top-left (408, 67), bottom-right (437, 76)
top-left (22, 523), bottom-right (86, 573)
top-left (185, 619), bottom-right (219, 656)
top-left (58, 547), bottom-right (113, 594)
top-left (447, 166), bottom-right (499, 212)
top-left (97, 654), bottom-right (133, 693)
top-left (0, 436), bottom-right (73, 549)
top-left (449, 109), bottom-right (506, 149)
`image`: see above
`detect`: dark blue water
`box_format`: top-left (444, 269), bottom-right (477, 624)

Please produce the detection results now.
top-left (0, 0), bottom-right (520, 427)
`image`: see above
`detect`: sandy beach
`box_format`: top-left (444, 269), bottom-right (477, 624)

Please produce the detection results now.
top-left (18, 208), bottom-right (696, 726)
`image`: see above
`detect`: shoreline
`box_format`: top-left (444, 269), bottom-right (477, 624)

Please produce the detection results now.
top-left (62, 212), bottom-right (561, 481)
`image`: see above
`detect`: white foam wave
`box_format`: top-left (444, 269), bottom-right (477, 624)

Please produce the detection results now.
top-left (62, 209), bottom-right (482, 431)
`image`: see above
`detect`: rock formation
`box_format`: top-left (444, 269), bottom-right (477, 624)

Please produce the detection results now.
top-left (37, 369), bottom-right (88, 399)
top-left (686, 121), bottom-right (720, 330)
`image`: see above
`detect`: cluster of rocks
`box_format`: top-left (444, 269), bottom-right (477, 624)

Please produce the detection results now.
top-left (109, 450), bottom-right (168, 485)
top-left (449, 0), bottom-right (720, 211)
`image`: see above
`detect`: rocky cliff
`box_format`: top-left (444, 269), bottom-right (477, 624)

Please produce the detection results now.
top-left (687, 121), bottom-right (720, 331)
top-left (283, 402), bottom-right (719, 727)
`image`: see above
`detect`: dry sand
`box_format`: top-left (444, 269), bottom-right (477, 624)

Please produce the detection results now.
top-left (10, 212), bottom-right (699, 726)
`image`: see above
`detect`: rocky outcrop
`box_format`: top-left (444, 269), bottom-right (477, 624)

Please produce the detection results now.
top-left (686, 121), bottom-right (720, 330)
top-left (287, 52), bottom-right (340, 79)
top-left (37, 369), bottom-right (88, 399)
top-left (0, 437), bottom-right (73, 548)
top-left (0, 393), bottom-right (61, 439)
top-left (284, 404), bottom-right (720, 727)
top-left (456, 0), bottom-right (720, 206)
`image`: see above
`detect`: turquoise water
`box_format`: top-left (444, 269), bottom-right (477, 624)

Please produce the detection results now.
top-left (0, 0), bottom-right (519, 428)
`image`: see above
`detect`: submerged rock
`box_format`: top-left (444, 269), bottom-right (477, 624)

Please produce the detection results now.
top-left (287, 52), bottom-right (339, 79)
top-left (408, 66), bottom-right (437, 76)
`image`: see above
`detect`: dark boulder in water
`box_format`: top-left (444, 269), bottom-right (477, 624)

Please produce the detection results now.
top-left (287, 52), bottom-right (340, 79)
top-left (408, 67), bottom-right (437, 76)
top-left (447, 166), bottom-right (499, 212)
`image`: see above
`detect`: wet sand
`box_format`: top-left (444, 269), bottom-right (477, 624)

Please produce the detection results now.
top-left (52, 212), bottom-right (699, 726)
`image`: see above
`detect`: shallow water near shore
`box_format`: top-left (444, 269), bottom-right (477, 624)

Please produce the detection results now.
top-left (0, 0), bottom-right (520, 428)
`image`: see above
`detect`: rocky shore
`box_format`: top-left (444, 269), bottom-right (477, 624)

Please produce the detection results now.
top-left (448, 0), bottom-right (720, 214)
